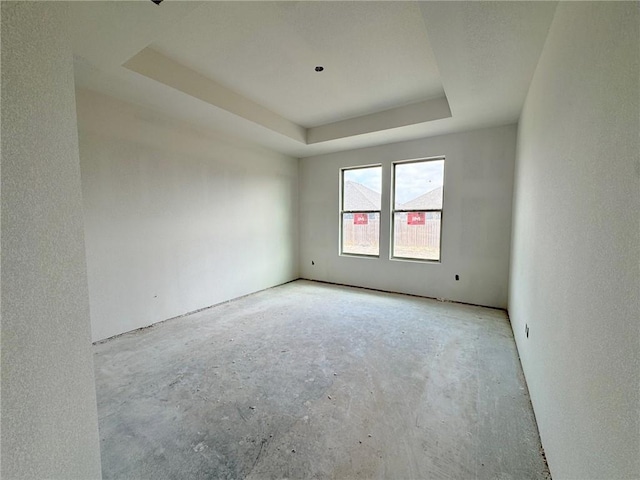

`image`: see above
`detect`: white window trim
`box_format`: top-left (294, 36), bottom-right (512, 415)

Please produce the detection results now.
top-left (339, 164), bottom-right (382, 258)
top-left (390, 157), bottom-right (445, 263)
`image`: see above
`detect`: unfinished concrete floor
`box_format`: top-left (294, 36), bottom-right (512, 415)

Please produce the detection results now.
top-left (94, 280), bottom-right (549, 479)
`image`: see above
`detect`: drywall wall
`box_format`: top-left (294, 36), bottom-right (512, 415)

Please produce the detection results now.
top-left (1, 3), bottom-right (102, 478)
top-left (299, 125), bottom-right (516, 308)
top-left (77, 89), bottom-right (299, 342)
top-left (509, 3), bottom-right (639, 479)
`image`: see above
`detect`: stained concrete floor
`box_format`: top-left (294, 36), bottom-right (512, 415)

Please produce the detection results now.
top-left (94, 280), bottom-right (550, 480)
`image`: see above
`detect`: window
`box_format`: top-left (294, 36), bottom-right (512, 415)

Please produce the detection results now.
top-left (340, 165), bottom-right (382, 256)
top-left (392, 158), bottom-right (444, 262)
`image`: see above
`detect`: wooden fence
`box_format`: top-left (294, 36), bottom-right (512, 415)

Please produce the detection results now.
top-left (343, 217), bottom-right (380, 253)
top-left (393, 218), bottom-right (441, 248)
top-left (342, 217), bottom-right (440, 250)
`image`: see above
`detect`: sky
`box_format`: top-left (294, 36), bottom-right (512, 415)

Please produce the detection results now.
top-left (344, 166), bottom-right (382, 192)
top-left (344, 160), bottom-right (444, 204)
top-left (395, 160), bottom-right (444, 204)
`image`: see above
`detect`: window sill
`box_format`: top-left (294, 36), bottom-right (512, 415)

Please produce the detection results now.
top-left (390, 256), bottom-right (441, 264)
top-left (339, 253), bottom-right (380, 259)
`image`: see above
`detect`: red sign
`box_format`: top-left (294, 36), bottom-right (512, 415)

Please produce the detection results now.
top-left (407, 212), bottom-right (425, 225)
top-left (354, 213), bottom-right (369, 225)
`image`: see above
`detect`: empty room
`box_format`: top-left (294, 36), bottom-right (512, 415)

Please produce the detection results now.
top-left (1, 1), bottom-right (638, 479)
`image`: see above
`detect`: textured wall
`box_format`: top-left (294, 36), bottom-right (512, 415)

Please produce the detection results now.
top-left (77, 89), bottom-right (299, 342)
top-left (300, 125), bottom-right (516, 309)
top-left (509, 2), bottom-right (639, 478)
top-left (1, 3), bottom-right (102, 478)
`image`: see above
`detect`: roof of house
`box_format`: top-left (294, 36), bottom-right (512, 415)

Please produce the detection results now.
top-left (398, 186), bottom-right (443, 210)
top-left (343, 181), bottom-right (381, 211)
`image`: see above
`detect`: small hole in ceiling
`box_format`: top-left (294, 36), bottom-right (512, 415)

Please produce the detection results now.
top-left (315, 66), bottom-right (324, 72)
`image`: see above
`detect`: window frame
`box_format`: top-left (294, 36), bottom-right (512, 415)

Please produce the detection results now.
top-left (390, 157), bottom-right (445, 263)
top-left (339, 164), bottom-right (382, 258)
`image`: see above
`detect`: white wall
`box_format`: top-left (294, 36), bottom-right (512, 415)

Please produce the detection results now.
top-left (509, 3), bottom-right (639, 479)
top-left (300, 125), bottom-right (516, 308)
top-left (1, 3), bottom-right (102, 478)
top-left (77, 90), bottom-right (299, 342)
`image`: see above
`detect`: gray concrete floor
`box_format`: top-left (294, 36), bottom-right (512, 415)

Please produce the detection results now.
top-left (94, 280), bottom-right (550, 479)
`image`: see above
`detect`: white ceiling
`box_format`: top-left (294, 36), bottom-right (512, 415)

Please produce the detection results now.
top-left (151, 2), bottom-right (444, 128)
top-left (70, 1), bottom-right (558, 158)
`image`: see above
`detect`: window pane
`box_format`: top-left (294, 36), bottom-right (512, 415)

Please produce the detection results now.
top-left (342, 212), bottom-right (380, 256)
top-left (343, 166), bottom-right (381, 211)
top-left (392, 211), bottom-right (441, 261)
top-left (394, 160), bottom-right (444, 210)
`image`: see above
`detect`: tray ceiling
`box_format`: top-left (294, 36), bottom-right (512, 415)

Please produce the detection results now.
top-left (70, 1), bottom-right (557, 158)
